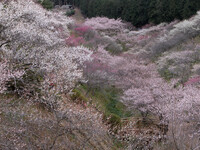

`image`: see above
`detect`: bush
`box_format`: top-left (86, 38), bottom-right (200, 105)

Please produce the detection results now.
top-left (105, 42), bottom-right (123, 54)
top-left (41, 0), bottom-right (54, 10)
top-left (159, 68), bottom-right (174, 81)
top-left (66, 10), bottom-right (75, 17)
top-left (5, 69), bottom-right (44, 97)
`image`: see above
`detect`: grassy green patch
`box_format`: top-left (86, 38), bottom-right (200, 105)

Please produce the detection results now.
top-left (71, 88), bottom-right (89, 103)
top-left (85, 85), bottom-right (131, 118)
top-left (71, 84), bottom-right (132, 130)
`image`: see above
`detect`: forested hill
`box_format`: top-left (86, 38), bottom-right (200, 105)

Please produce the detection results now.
top-left (51, 0), bottom-right (200, 27)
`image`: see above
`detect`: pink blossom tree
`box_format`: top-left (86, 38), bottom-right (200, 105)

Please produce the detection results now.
top-left (66, 34), bottom-right (85, 46)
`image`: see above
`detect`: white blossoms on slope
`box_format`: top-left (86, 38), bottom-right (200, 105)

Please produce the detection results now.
top-left (161, 11), bottom-right (200, 40)
top-left (84, 17), bottom-right (126, 31)
top-left (0, 0), bottom-right (92, 92)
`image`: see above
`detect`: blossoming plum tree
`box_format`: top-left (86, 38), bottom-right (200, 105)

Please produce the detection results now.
top-left (0, 0), bottom-right (92, 94)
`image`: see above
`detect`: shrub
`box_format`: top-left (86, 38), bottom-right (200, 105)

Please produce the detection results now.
top-left (41, 0), bottom-right (54, 10)
top-left (5, 69), bottom-right (44, 97)
top-left (159, 68), bottom-right (174, 81)
top-left (0, 61), bottom-right (25, 94)
top-left (66, 10), bottom-right (75, 17)
top-left (105, 42), bottom-right (123, 54)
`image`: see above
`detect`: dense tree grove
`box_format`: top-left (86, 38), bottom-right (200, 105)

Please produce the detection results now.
top-left (52, 0), bottom-right (200, 27)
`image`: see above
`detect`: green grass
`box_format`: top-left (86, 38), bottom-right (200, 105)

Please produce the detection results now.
top-left (71, 84), bottom-right (132, 129)
top-left (86, 85), bottom-right (131, 118)
top-left (71, 88), bottom-right (89, 103)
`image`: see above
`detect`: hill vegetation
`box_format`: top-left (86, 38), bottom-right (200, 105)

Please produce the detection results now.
top-left (52, 0), bottom-right (200, 27)
top-left (1, 0), bottom-right (200, 149)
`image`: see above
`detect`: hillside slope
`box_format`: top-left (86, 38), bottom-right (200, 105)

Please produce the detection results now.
top-left (1, 1), bottom-right (200, 150)
top-left (0, 1), bottom-right (120, 149)
top-left (73, 11), bottom-right (200, 149)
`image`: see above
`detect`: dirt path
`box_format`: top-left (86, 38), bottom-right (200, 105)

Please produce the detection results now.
top-left (72, 8), bottom-right (85, 24)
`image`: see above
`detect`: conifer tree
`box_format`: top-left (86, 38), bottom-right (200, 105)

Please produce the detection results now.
top-left (50, 0), bottom-right (200, 27)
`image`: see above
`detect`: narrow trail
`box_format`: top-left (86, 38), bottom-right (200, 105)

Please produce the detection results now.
top-left (72, 8), bottom-right (85, 24)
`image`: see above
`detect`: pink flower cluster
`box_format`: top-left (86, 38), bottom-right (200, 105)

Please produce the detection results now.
top-left (66, 34), bottom-right (85, 47)
top-left (75, 25), bottom-right (92, 35)
top-left (184, 76), bottom-right (200, 86)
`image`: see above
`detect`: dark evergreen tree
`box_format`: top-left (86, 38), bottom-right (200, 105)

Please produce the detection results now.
top-left (50, 0), bottom-right (200, 27)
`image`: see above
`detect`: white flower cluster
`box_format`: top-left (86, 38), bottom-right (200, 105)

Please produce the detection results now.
top-left (84, 17), bottom-right (126, 31)
top-left (41, 46), bottom-right (92, 91)
top-left (0, 0), bottom-right (92, 92)
top-left (0, 0), bottom-right (73, 46)
top-left (171, 11), bottom-right (200, 34)
top-left (161, 11), bottom-right (200, 41)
